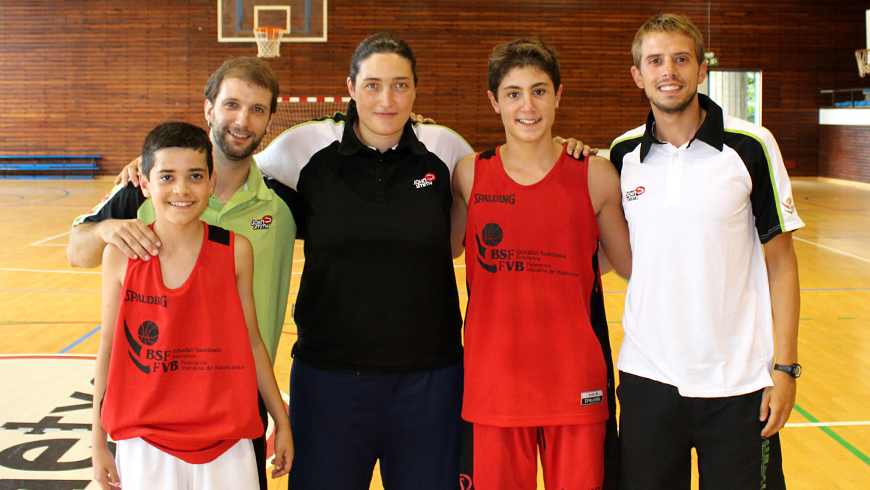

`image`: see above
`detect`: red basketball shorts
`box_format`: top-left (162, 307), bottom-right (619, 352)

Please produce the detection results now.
top-left (462, 422), bottom-right (606, 490)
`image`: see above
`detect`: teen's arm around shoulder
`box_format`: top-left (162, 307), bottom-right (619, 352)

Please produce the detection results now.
top-left (587, 155), bottom-right (631, 279)
top-left (450, 152), bottom-right (476, 259)
top-left (233, 235), bottom-right (293, 477)
top-left (91, 245), bottom-right (126, 489)
top-left (760, 231), bottom-right (800, 437)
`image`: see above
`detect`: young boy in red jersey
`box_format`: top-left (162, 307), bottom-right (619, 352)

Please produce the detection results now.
top-left (91, 121), bottom-right (292, 490)
top-left (451, 40), bottom-right (631, 490)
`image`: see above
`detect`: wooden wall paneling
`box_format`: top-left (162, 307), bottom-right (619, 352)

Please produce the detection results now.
top-left (820, 125), bottom-right (870, 183)
top-left (0, 0), bottom-right (866, 178)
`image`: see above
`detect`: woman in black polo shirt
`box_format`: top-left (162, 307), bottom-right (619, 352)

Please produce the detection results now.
top-left (257, 33), bottom-right (472, 490)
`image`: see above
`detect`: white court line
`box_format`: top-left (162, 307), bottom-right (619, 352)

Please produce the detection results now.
top-left (30, 230), bottom-right (70, 246)
top-left (0, 268), bottom-right (100, 274)
top-left (794, 237), bottom-right (870, 265)
top-left (786, 421), bottom-right (870, 428)
top-left (0, 206), bottom-right (94, 210)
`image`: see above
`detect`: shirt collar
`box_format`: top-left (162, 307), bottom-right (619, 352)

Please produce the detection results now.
top-left (211, 159), bottom-right (273, 211)
top-left (337, 117), bottom-right (428, 157)
top-left (639, 93), bottom-right (725, 162)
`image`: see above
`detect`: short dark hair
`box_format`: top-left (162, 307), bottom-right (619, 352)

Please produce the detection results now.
top-left (349, 32), bottom-right (418, 87)
top-left (141, 122), bottom-right (213, 180)
top-left (204, 57), bottom-right (280, 114)
top-left (632, 14), bottom-right (705, 68)
top-left (488, 39), bottom-right (561, 100)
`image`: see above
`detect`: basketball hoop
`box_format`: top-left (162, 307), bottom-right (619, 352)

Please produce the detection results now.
top-left (856, 49), bottom-right (870, 77)
top-left (254, 27), bottom-right (284, 58)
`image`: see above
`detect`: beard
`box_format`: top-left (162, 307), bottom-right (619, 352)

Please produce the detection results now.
top-left (649, 85), bottom-right (697, 116)
top-left (212, 124), bottom-right (266, 161)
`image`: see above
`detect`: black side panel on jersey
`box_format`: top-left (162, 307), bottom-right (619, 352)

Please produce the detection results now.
top-left (609, 137), bottom-right (643, 175)
top-left (206, 224), bottom-right (230, 246)
top-left (588, 244), bottom-right (619, 490)
top-left (82, 185), bottom-right (148, 223)
top-left (265, 177), bottom-right (307, 240)
top-left (478, 148), bottom-right (496, 161)
top-left (724, 132), bottom-right (782, 244)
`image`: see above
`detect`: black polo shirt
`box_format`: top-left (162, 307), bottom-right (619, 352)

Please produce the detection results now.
top-left (256, 113), bottom-right (474, 373)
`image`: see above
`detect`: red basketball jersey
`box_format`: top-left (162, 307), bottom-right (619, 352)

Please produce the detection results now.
top-left (101, 223), bottom-right (261, 464)
top-left (463, 146), bottom-right (609, 427)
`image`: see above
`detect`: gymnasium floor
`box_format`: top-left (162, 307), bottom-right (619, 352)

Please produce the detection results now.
top-left (0, 176), bottom-right (868, 489)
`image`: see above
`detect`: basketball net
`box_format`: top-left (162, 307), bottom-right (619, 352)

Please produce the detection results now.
top-left (856, 49), bottom-right (870, 77)
top-left (256, 97), bottom-right (351, 152)
top-left (254, 27), bottom-right (284, 58)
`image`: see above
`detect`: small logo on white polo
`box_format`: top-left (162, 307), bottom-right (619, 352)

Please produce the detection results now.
top-left (625, 186), bottom-right (645, 202)
top-left (582, 390), bottom-right (604, 405)
top-left (413, 173), bottom-right (436, 188)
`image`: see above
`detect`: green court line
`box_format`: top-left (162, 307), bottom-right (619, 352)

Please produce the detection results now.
top-left (838, 317), bottom-right (856, 320)
top-left (799, 318), bottom-right (812, 321)
top-left (793, 404), bottom-right (870, 466)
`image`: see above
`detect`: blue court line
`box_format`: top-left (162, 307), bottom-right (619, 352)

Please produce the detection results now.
top-left (58, 325), bottom-right (101, 354)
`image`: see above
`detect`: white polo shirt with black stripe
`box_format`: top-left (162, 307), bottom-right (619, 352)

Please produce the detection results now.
top-left (256, 113), bottom-right (473, 374)
top-left (609, 94), bottom-right (804, 397)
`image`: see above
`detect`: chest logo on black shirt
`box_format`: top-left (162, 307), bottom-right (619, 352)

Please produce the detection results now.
top-left (252, 215), bottom-right (272, 230)
top-left (624, 186), bottom-right (645, 202)
top-left (413, 173), bottom-right (436, 189)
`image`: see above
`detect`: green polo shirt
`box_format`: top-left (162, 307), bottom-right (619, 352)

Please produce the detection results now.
top-left (75, 161), bottom-right (296, 362)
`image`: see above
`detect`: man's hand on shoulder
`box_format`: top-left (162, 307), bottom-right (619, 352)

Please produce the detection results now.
top-left (409, 112), bottom-right (436, 124)
top-left (113, 157), bottom-right (143, 188)
top-left (68, 219), bottom-right (161, 268)
top-left (97, 219), bottom-right (161, 261)
top-left (554, 136), bottom-right (598, 159)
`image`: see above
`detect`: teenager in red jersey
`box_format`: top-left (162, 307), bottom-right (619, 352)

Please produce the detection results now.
top-left (451, 39), bottom-right (632, 490)
top-left (91, 122), bottom-right (292, 490)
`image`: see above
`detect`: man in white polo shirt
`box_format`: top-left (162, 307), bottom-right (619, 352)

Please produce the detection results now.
top-left (609, 14), bottom-right (803, 489)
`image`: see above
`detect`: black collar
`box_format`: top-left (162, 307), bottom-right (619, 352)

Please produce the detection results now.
top-left (639, 93), bottom-right (725, 162)
top-left (338, 117), bottom-right (429, 157)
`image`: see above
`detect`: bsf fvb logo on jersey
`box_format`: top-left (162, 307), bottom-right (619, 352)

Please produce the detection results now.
top-left (475, 223), bottom-right (524, 273)
top-left (413, 173), bottom-right (436, 188)
top-left (125, 320), bottom-right (178, 374)
top-left (625, 186), bottom-right (645, 202)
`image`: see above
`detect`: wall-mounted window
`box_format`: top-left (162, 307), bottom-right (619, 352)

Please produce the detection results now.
top-left (699, 70), bottom-right (762, 125)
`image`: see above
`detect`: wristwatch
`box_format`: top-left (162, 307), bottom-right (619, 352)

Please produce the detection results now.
top-left (773, 363), bottom-right (802, 378)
